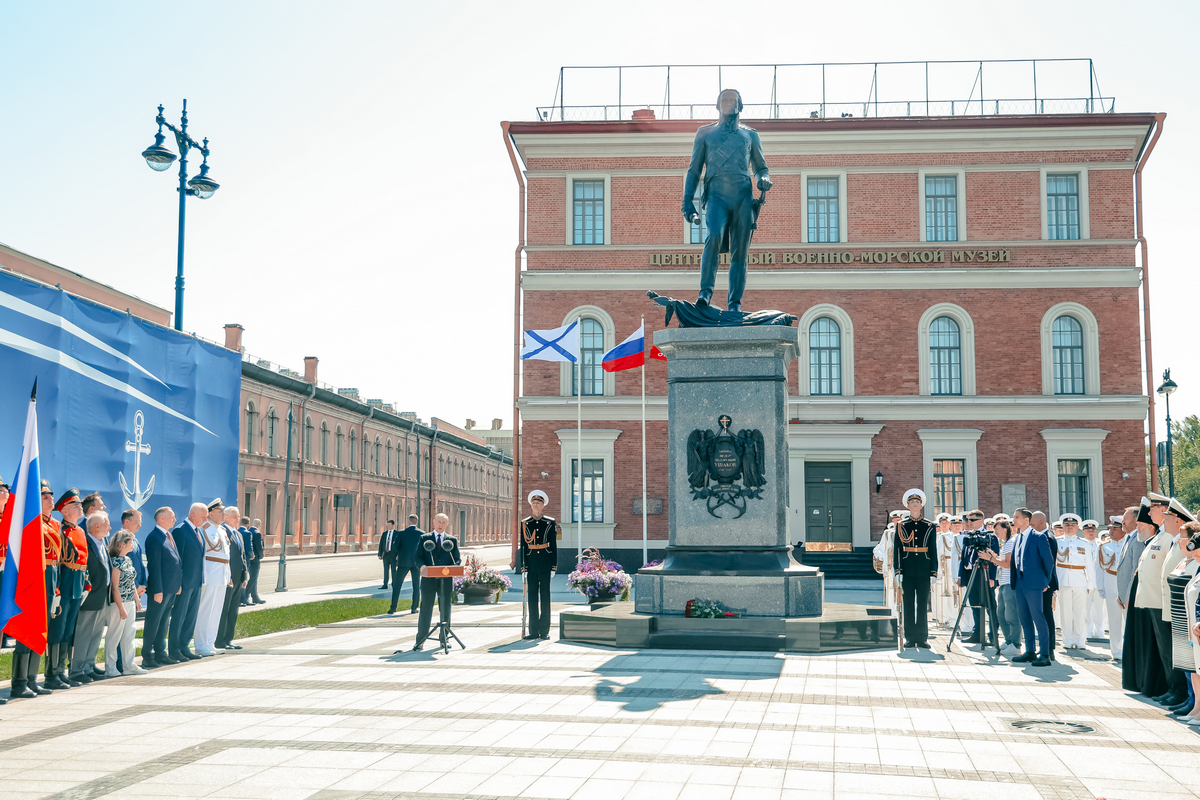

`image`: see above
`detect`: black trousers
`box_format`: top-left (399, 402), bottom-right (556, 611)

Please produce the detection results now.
top-left (381, 556), bottom-right (394, 586)
top-left (901, 574), bottom-right (931, 644)
top-left (216, 582), bottom-right (243, 646)
top-left (1152, 615), bottom-right (1188, 694)
top-left (144, 592), bottom-right (176, 660)
top-left (390, 562), bottom-right (421, 612)
top-left (244, 560), bottom-right (262, 603)
top-left (527, 569), bottom-right (553, 637)
top-left (169, 583), bottom-right (201, 657)
top-left (1043, 590), bottom-right (1057, 655)
top-left (414, 577), bottom-right (452, 646)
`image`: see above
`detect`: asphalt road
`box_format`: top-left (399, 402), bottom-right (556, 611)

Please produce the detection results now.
top-left (252, 545), bottom-right (512, 593)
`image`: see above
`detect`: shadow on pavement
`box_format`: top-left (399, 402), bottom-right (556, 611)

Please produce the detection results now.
top-left (587, 652), bottom-right (783, 712)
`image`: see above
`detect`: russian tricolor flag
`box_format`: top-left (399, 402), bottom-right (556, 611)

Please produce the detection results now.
top-left (0, 381), bottom-right (47, 653)
top-left (601, 324), bottom-right (666, 372)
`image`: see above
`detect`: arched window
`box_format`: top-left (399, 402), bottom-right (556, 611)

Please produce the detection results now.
top-left (267, 409), bottom-right (278, 457)
top-left (808, 317), bottom-right (842, 396)
top-left (374, 438), bottom-right (381, 475)
top-left (336, 426), bottom-right (344, 468)
top-left (573, 317), bottom-right (605, 397)
top-left (1052, 316), bottom-right (1085, 395)
top-left (386, 440), bottom-right (393, 476)
top-left (929, 317), bottom-right (962, 396)
top-left (304, 417), bottom-right (313, 461)
top-left (245, 402), bottom-right (257, 453)
top-left (320, 422), bottom-right (329, 465)
top-left (349, 430), bottom-right (357, 470)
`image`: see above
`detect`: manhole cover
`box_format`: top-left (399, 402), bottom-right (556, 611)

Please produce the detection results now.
top-left (1008, 719), bottom-right (1096, 735)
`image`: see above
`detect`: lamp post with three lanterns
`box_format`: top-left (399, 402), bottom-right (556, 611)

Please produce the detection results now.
top-left (140, 100), bottom-right (220, 332)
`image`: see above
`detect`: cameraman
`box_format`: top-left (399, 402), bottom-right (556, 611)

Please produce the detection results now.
top-left (958, 509), bottom-right (999, 645)
top-left (978, 519), bottom-right (1022, 656)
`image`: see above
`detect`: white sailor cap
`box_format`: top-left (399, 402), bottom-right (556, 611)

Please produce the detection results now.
top-left (1082, 519), bottom-right (1098, 529)
top-left (527, 490), bottom-right (549, 504)
top-left (902, 488), bottom-right (926, 505)
top-left (993, 513), bottom-right (1012, 523)
top-left (984, 517), bottom-right (996, 525)
top-left (1060, 513), bottom-right (1082, 524)
top-left (1167, 497), bottom-right (1197, 523)
top-left (1109, 514), bottom-right (1124, 525)
top-left (889, 509), bottom-right (906, 519)
top-left (950, 515), bottom-right (963, 523)
top-left (935, 513), bottom-right (951, 522)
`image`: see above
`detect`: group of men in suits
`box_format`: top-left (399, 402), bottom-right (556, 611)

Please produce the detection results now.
top-left (378, 516), bottom-right (425, 615)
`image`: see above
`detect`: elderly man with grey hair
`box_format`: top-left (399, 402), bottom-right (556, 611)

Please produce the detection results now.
top-left (215, 505), bottom-right (249, 651)
top-left (70, 512), bottom-right (114, 683)
top-left (169, 502), bottom-right (211, 661)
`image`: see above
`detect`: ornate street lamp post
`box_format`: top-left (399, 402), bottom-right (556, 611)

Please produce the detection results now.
top-left (140, 100), bottom-right (220, 331)
top-left (1157, 369), bottom-right (1178, 497)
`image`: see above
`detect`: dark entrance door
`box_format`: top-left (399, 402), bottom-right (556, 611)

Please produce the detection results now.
top-left (804, 462), bottom-right (853, 551)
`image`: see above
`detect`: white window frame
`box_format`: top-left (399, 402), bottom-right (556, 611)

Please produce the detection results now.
top-left (917, 169), bottom-right (966, 243)
top-left (918, 429), bottom-right (983, 515)
top-left (918, 303), bottom-right (976, 397)
top-left (1041, 429), bottom-right (1108, 522)
top-left (565, 173), bottom-right (612, 247)
top-left (1040, 167), bottom-right (1090, 241)
top-left (682, 182), bottom-right (707, 244)
top-left (797, 304), bottom-right (855, 397)
top-left (1040, 302), bottom-right (1100, 397)
top-left (555, 428), bottom-right (621, 544)
top-left (557, 305), bottom-right (616, 398)
top-left (800, 170), bottom-right (848, 244)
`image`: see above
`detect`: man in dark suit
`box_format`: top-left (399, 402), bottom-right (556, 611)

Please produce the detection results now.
top-left (169, 502), bottom-right (209, 661)
top-left (378, 520), bottom-right (397, 589)
top-left (390, 514), bottom-right (424, 615)
top-left (215, 506), bottom-right (250, 650)
top-left (241, 517), bottom-right (265, 605)
top-left (1010, 508), bottom-right (1056, 667)
top-left (70, 511), bottom-right (113, 683)
top-left (412, 513), bottom-right (461, 651)
top-left (143, 506), bottom-right (182, 668)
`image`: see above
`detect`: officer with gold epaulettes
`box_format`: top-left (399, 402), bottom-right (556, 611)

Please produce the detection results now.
top-left (46, 488), bottom-right (88, 689)
top-left (515, 490), bottom-right (559, 641)
top-left (892, 488), bottom-right (937, 649)
top-left (9, 480), bottom-right (61, 699)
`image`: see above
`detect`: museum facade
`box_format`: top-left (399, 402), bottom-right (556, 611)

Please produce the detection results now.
top-left (508, 110), bottom-right (1162, 567)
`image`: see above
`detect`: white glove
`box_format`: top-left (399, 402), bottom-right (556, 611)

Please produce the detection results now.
top-left (1098, 589), bottom-right (1106, 599)
top-left (895, 574), bottom-right (903, 586)
top-left (50, 594), bottom-right (62, 617)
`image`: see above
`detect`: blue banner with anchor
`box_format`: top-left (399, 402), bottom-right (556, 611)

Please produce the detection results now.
top-left (0, 271), bottom-right (240, 536)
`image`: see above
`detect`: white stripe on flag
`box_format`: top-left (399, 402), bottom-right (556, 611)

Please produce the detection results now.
top-left (521, 321), bottom-right (580, 363)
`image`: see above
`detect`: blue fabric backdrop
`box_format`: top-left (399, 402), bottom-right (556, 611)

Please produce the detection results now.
top-left (0, 271), bottom-right (240, 530)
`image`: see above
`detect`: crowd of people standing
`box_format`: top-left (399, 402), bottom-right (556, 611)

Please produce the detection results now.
top-left (1, 477), bottom-right (265, 702)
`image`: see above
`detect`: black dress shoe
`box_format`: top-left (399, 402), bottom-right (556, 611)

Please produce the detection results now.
top-left (184, 652), bottom-right (203, 661)
top-left (43, 676), bottom-right (69, 690)
top-left (226, 644), bottom-right (242, 650)
top-left (379, 585), bottom-right (389, 590)
top-left (1169, 702), bottom-right (1193, 715)
top-left (31, 685), bottom-right (53, 695)
top-left (411, 643), bottom-right (423, 652)
top-left (963, 636), bottom-right (981, 644)
top-left (1162, 693), bottom-right (1188, 707)
top-left (538, 634), bottom-right (550, 640)
top-left (1032, 657), bottom-right (1052, 667)
top-left (902, 641), bottom-right (915, 649)
top-left (67, 675), bottom-right (83, 687)
top-left (916, 642), bottom-right (931, 649)
top-left (1151, 692), bottom-right (1173, 704)
top-left (1011, 652), bottom-right (1037, 663)
top-left (141, 658), bottom-right (160, 669)
top-left (523, 634), bottom-right (538, 640)
top-left (75, 673), bottom-right (93, 684)
top-left (9, 686), bottom-right (35, 699)
top-left (255, 599), bottom-right (266, 604)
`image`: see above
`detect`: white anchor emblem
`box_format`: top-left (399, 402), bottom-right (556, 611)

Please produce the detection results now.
top-left (119, 410), bottom-right (155, 510)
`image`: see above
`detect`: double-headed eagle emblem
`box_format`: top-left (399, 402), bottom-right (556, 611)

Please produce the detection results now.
top-left (686, 414), bottom-right (766, 519)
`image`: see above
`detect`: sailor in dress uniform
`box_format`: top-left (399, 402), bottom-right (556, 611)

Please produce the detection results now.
top-left (517, 490), bottom-right (559, 640)
top-left (194, 499), bottom-right (230, 656)
top-left (873, 510), bottom-right (905, 615)
top-left (892, 490), bottom-right (937, 649)
top-left (1080, 520), bottom-right (1106, 640)
top-left (933, 513), bottom-right (957, 626)
top-left (1097, 516), bottom-right (1128, 660)
top-left (1054, 514), bottom-right (1096, 649)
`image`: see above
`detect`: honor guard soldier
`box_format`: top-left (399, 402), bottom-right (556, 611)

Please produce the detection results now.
top-left (517, 490), bottom-right (559, 640)
top-left (1055, 514), bottom-right (1096, 649)
top-left (10, 480), bottom-right (61, 699)
top-left (933, 513), bottom-right (957, 626)
top-left (1098, 516), bottom-right (1128, 660)
top-left (1081, 519), bottom-right (1106, 639)
top-left (46, 488), bottom-right (87, 689)
top-left (893, 489), bottom-right (937, 649)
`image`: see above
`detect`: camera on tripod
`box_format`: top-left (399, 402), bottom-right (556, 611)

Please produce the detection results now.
top-left (962, 531), bottom-right (993, 552)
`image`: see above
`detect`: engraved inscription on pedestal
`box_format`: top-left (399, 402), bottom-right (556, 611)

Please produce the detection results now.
top-left (687, 414), bottom-right (766, 519)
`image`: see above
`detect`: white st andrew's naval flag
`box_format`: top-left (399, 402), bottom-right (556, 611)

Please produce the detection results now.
top-left (521, 321), bottom-right (579, 363)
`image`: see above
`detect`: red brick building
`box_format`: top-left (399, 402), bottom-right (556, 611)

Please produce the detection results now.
top-left (507, 89), bottom-right (1162, 568)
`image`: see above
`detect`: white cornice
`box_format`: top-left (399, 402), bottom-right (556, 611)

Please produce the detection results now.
top-left (524, 162), bottom-right (1135, 179)
top-left (525, 239), bottom-right (1136, 252)
top-left (518, 394), bottom-right (1147, 422)
top-left (520, 267), bottom-right (1140, 292)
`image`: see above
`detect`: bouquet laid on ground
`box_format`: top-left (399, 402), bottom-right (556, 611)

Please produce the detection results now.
top-left (642, 560), bottom-right (663, 569)
top-left (685, 598), bottom-right (738, 618)
top-left (567, 547), bottom-right (633, 601)
top-left (453, 553), bottom-right (512, 595)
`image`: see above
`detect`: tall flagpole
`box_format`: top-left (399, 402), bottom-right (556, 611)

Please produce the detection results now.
top-left (577, 313), bottom-right (584, 560)
top-left (641, 315), bottom-right (648, 566)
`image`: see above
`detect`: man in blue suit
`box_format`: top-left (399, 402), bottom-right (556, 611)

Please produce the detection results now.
top-left (143, 507), bottom-right (183, 668)
top-left (168, 502), bottom-right (209, 661)
top-left (241, 517), bottom-right (265, 605)
top-left (1010, 508), bottom-right (1055, 667)
top-left (412, 513), bottom-right (461, 651)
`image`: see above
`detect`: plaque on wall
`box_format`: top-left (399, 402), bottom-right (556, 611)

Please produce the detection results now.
top-left (633, 498), bottom-right (663, 515)
top-left (1001, 484), bottom-right (1026, 517)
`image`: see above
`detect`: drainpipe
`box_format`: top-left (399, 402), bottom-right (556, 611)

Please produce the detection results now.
top-left (1135, 113), bottom-right (1166, 491)
top-left (502, 120), bottom-right (525, 568)
top-left (358, 406), bottom-right (374, 550)
top-left (428, 425), bottom-right (441, 526)
top-left (403, 425), bottom-right (412, 524)
top-left (296, 383), bottom-right (316, 553)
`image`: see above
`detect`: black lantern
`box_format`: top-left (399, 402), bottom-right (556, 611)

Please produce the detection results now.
top-left (875, 471), bottom-right (883, 493)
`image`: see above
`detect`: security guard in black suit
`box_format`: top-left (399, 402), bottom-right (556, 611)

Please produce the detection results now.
top-left (390, 515), bottom-right (424, 614)
top-left (412, 513), bottom-right (461, 651)
top-left (517, 490), bottom-right (559, 640)
top-left (892, 488), bottom-right (937, 649)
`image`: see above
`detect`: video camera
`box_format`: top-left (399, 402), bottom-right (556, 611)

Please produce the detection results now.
top-left (962, 530), bottom-right (993, 552)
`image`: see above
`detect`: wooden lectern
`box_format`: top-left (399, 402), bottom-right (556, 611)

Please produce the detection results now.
top-left (420, 565), bottom-right (465, 579)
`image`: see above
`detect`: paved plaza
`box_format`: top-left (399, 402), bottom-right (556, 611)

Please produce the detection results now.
top-left (1, 596), bottom-right (1198, 800)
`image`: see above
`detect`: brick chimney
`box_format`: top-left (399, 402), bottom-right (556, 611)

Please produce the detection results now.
top-left (223, 324), bottom-right (244, 352)
top-left (632, 108), bottom-right (656, 121)
top-left (304, 356), bottom-right (318, 384)
top-left (465, 419), bottom-right (476, 430)
top-left (491, 418), bottom-right (503, 430)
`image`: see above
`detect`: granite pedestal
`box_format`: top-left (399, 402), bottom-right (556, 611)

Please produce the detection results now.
top-left (634, 326), bottom-right (823, 618)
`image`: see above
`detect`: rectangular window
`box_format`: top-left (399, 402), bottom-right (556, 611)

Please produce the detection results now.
top-left (573, 180), bottom-right (605, 245)
top-left (925, 176), bottom-right (958, 242)
top-left (1058, 459), bottom-right (1089, 518)
top-left (807, 177), bottom-right (840, 243)
top-left (571, 458), bottom-right (605, 523)
top-left (1047, 174), bottom-right (1080, 240)
top-left (932, 459), bottom-right (966, 516)
top-left (688, 186), bottom-right (707, 244)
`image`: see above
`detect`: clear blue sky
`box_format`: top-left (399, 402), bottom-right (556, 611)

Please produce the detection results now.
top-left (1, 0), bottom-right (1196, 433)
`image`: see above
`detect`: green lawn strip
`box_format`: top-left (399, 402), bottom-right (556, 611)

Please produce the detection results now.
top-left (2, 597), bottom-right (402, 680)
